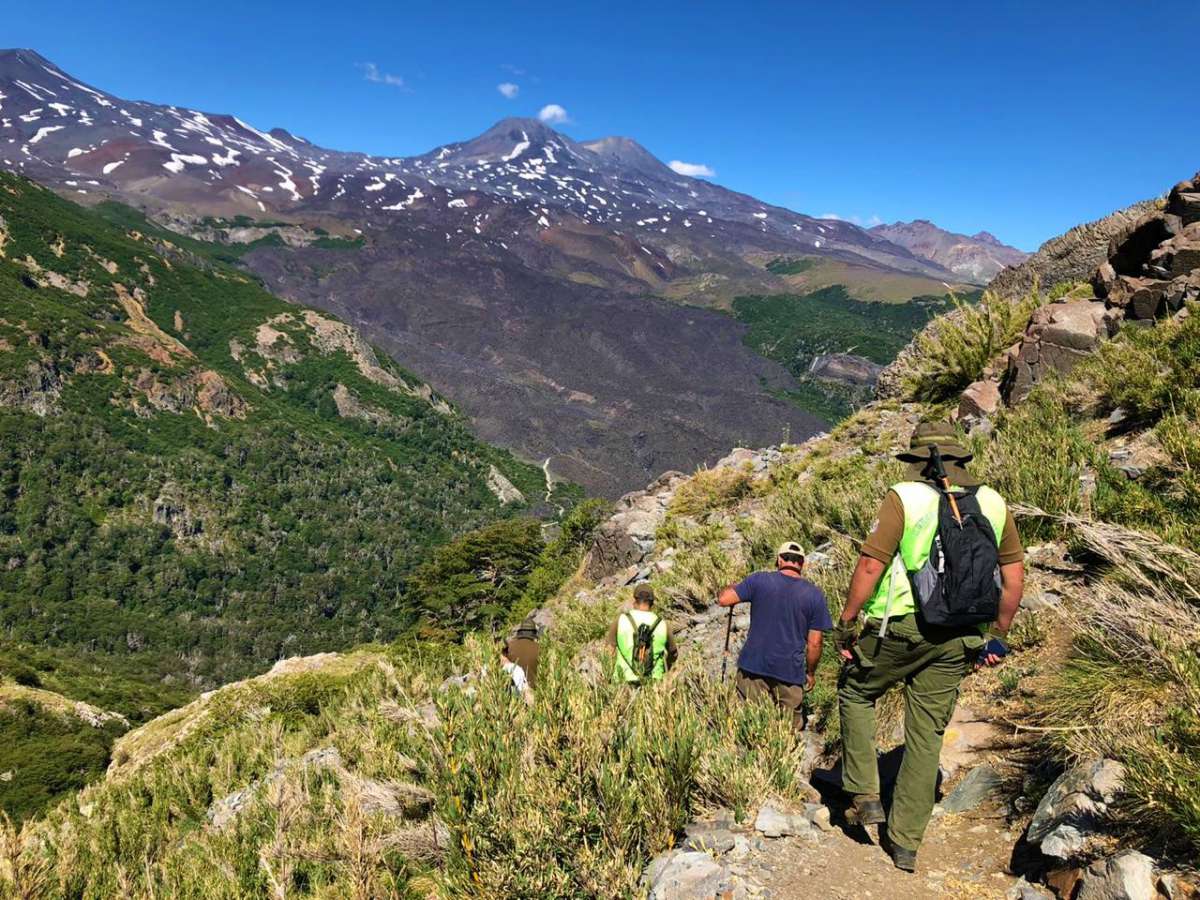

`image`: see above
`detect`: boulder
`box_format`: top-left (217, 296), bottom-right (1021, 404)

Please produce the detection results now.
top-left (941, 763), bottom-right (1004, 813)
top-left (1021, 591), bottom-right (1061, 612)
top-left (1164, 271), bottom-right (1200, 311)
top-left (1046, 867), bottom-right (1087, 899)
top-left (1077, 851), bottom-right (1158, 900)
top-left (1026, 758), bottom-right (1125, 860)
top-left (1007, 301), bottom-right (1120, 403)
top-left (958, 379), bottom-right (1001, 423)
top-left (1104, 276), bottom-right (1169, 320)
top-left (1167, 176), bottom-right (1200, 225)
top-left (1159, 873), bottom-right (1200, 899)
top-left (681, 816), bottom-right (739, 855)
top-left (1148, 222), bottom-right (1200, 278)
top-left (805, 802), bottom-right (833, 832)
top-left (714, 446), bottom-right (782, 474)
top-left (754, 801), bottom-right (814, 838)
top-left (643, 851), bottom-right (726, 900)
top-left (641, 849), bottom-right (757, 900)
top-left (1007, 878), bottom-right (1056, 900)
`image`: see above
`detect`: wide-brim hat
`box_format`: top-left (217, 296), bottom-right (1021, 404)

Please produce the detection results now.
top-left (896, 421), bottom-right (980, 486)
top-left (513, 618), bottom-right (539, 639)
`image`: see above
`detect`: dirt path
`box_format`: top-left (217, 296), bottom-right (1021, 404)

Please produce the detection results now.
top-left (749, 700), bottom-right (1028, 898)
top-left (753, 801), bottom-right (1021, 899)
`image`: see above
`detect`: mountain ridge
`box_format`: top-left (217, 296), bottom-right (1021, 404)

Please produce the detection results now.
top-left (0, 48), bottom-right (1006, 495)
top-left (869, 218), bottom-right (1028, 283)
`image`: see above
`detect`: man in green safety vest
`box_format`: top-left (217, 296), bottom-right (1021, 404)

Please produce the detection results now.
top-left (833, 421), bottom-right (1025, 873)
top-left (607, 584), bottom-right (677, 684)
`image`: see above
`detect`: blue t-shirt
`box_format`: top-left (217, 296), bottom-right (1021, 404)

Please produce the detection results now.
top-left (734, 571), bottom-right (833, 685)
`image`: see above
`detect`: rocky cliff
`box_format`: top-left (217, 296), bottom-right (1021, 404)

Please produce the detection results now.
top-left (987, 197), bottom-right (1161, 299)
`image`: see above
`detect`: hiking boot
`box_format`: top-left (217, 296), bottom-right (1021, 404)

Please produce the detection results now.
top-left (889, 843), bottom-right (917, 872)
top-left (850, 794), bottom-right (885, 826)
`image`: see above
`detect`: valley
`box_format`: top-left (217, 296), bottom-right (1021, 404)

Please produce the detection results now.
top-left (0, 48), bottom-right (1029, 495)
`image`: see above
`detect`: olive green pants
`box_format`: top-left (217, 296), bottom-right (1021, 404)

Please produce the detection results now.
top-left (736, 669), bottom-right (806, 732)
top-left (838, 613), bottom-right (984, 851)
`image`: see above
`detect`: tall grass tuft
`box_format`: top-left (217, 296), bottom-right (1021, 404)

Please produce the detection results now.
top-left (975, 386), bottom-right (1096, 543)
top-left (667, 466), bottom-right (755, 520)
top-left (898, 287), bottom-right (1048, 402)
top-left (422, 641), bottom-right (811, 898)
top-left (1031, 509), bottom-right (1200, 856)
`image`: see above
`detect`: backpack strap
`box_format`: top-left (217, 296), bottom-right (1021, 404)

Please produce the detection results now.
top-left (618, 611), bottom-right (640, 674)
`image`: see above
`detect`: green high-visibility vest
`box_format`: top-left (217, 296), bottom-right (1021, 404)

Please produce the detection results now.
top-left (864, 481), bottom-right (1008, 621)
top-left (613, 608), bottom-right (668, 683)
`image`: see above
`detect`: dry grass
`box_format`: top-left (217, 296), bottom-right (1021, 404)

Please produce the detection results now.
top-left (897, 286), bottom-right (1053, 402)
top-left (666, 465), bottom-right (755, 519)
top-left (1014, 506), bottom-right (1200, 855)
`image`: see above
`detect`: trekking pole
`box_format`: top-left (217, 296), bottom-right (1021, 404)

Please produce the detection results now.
top-left (930, 445), bottom-right (963, 525)
top-left (720, 605), bottom-right (734, 682)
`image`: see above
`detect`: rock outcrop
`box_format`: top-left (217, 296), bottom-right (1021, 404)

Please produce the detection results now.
top-left (1092, 176), bottom-right (1200, 318)
top-left (1005, 300), bottom-right (1121, 403)
top-left (809, 352), bottom-right (883, 387)
top-left (989, 198), bottom-right (1161, 299)
top-left (1000, 172), bottom-right (1200, 405)
top-left (584, 470), bottom-right (687, 581)
top-left (1026, 758), bottom-right (1126, 860)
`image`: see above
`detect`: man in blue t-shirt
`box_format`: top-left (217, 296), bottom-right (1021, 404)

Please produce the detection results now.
top-left (717, 541), bottom-right (833, 732)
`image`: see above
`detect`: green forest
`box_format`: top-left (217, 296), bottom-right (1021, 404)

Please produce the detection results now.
top-left (0, 172), bottom-right (578, 700)
top-left (733, 286), bottom-right (966, 420)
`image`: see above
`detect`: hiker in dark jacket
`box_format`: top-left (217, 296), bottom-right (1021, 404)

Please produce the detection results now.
top-left (717, 541), bottom-right (833, 732)
top-left (606, 585), bottom-right (678, 683)
top-left (834, 421), bottom-right (1024, 873)
top-left (504, 618), bottom-right (541, 689)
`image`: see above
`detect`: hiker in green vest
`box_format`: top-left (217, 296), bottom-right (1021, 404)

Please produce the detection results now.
top-left (607, 584), bottom-right (677, 684)
top-left (834, 421), bottom-right (1025, 873)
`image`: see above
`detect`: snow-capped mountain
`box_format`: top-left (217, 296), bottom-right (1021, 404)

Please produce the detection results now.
top-left (1, 48), bottom-right (953, 281)
top-left (0, 49), bottom-right (989, 494)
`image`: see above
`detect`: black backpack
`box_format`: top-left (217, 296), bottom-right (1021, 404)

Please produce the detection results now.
top-left (622, 612), bottom-right (661, 680)
top-left (910, 486), bottom-right (1001, 627)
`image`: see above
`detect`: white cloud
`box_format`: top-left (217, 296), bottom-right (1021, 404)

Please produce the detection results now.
top-left (537, 104), bottom-right (570, 124)
top-left (819, 212), bottom-right (883, 227)
top-left (497, 82), bottom-right (520, 100)
top-left (668, 160), bottom-right (716, 178)
top-left (359, 62), bottom-right (406, 88)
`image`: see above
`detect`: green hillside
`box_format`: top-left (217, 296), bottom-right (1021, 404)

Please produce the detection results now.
top-left (6, 287), bottom-right (1197, 896)
top-left (0, 172), bottom-right (577, 696)
top-left (732, 286), bottom-right (963, 420)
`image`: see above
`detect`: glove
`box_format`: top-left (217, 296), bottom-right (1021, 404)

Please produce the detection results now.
top-left (978, 637), bottom-right (1010, 667)
top-left (832, 620), bottom-right (858, 654)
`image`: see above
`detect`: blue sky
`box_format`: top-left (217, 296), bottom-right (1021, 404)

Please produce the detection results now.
top-left (8, 0), bottom-right (1198, 250)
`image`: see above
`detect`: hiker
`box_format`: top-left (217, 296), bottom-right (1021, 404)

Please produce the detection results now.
top-left (717, 541), bottom-right (833, 733)
top-left (504, 617), bottom-right (541, 689)
top-left (607, 584), bottom-right (677, 684)
top-left (834, 421), bottom-right (1024, 873)
top-left (499, 643), bottom-right (530, 697)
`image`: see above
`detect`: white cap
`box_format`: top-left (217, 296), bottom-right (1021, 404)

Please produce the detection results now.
top-left (776, 541), bottom-right (805, 558)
